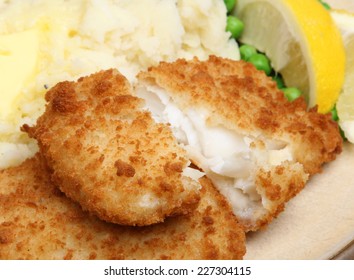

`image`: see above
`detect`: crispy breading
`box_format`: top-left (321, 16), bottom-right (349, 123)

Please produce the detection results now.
top-left (23, 69), bottom-right (202, 226)
top-left (137, 56), bottom-right (342, 231)
top-left (0, 156), bottom-right (246, 260)
top-left (137, 56), bottom-right (342, 174)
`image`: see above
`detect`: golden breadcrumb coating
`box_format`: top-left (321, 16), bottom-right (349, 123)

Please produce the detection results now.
top-left (137, 56), bottom-right (342, 231)
top-left (138, 56), bottom-right (342, 174)
top-left (23, 69), bottom-right (201, 226)
top-left (0, 155), bottom-right (246, 260)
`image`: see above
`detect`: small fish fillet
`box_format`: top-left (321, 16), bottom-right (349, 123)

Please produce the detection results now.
top-left (23, 69), bottom-right (202, 226)
top-left (136, 56), bottom-right (342, 231)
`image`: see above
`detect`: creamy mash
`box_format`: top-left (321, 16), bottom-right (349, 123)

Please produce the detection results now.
top-left (0, 0), bottom-right (239, 169)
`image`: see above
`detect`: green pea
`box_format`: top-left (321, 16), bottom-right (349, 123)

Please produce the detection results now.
top-left (248, 53), bottom-right (272, 75)
top-left (329, 104), bottom-right (347, 140)
top-left (330, 105), bottom-right (339, 121)
top-left (340, 127), bottom-right (347, 141)
top-left (226, 16), bottom-right (244, 39)
top-left (240, 44), bottom-right (257, 61)
top-left (282, 87), bottom-right (302, 102)
top-left (224, 0), bottom-right (236, 13)
top-left (272, 74), bottom-right (285, 89)
top-left (319, 0), bottom-right (331, 10)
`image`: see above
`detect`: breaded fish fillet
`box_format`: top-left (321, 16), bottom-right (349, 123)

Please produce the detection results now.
top-left (0, 155), bottom-right (245, 260)
top-left (23, 69), bottom-right (203, 226)
top-left (136, 56), bottom-right (342, 231)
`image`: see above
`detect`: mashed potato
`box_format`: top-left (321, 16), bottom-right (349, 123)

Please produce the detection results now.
top-left (0, 0), bottom-right (239, 169)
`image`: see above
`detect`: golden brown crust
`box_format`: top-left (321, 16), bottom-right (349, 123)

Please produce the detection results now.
top-left (24, 69), bottom-right (201, 226)
top-left (137, 56), bottom-right (342, 231)
top-left (0, 156), bottom-right (246, 260)
top-left (251, 162), bottom-right (308, 231)
top-left (137, 56), bottom-right (342, 175)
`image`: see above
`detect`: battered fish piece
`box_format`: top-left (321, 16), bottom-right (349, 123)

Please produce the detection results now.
top-left (23, 69), bottom-right (203, 226)
top-left (136, 56), bottom-right (342, 231)
top-left (0, 155), bottom-right (246, 260)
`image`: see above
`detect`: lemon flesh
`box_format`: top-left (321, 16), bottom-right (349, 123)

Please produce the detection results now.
top-left (235, 0), bottom-right (346, 113)
top-left (332, 10), bottom-right (354, 143)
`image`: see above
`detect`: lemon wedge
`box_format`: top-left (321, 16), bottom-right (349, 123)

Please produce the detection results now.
top-left (331, 9), bottom-right (354, 143)
top-left (235, 0), bottom-right (346, 113)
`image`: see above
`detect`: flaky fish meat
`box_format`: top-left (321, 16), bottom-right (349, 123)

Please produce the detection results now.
top-left (136, 56), bottom-right (342, 231)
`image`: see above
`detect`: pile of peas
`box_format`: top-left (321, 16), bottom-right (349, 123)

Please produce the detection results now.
top-left (224, 0), bottom-right (345, 137)
top-left (224, 0), bottom-right (332, 104)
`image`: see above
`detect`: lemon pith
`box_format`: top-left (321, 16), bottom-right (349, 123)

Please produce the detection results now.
top-left (235, 0), bottom-right (346, 113)
top-left (332, 9), bottom-right (354, 143)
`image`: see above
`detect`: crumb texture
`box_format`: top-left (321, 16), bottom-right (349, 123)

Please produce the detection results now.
top-left (0, 156), bottom-right (245, 260)
top-left (24, 69), bottom-right (201, 226)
